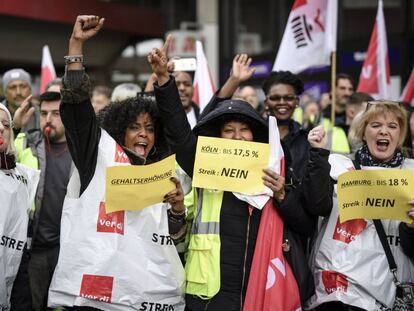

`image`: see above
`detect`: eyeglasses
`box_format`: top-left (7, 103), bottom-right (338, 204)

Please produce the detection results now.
top-left (267, 94), bottom-right (298, 103)
top-left (365, 100), bottom-right (403, 112)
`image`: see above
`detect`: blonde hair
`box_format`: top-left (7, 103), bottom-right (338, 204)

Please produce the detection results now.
top-left (0, 103), bottom-right (15, 155)
top-left (354, 101), bottom-right (407, 148)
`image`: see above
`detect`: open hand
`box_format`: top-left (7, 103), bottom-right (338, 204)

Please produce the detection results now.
top-left (13, 95), bottom-right (35, 130)
top-left (230, 54), bottom-right (255, 83)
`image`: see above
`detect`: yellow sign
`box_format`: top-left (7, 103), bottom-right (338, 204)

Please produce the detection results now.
top-left (105, 154), bottom-right (176, 212)
top-left (192, 136), bottom-right (270, 193)
top-left (337, 169), bottom-right (414, 223)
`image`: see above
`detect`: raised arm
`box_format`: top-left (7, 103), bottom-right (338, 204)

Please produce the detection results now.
top-left (149, 36), bottom-right (197, 177)
top-left (199, 54), bottom-right (256, 120)
top-left (60, 15), bottom-right (104, 194)
top-left (302, 125), bottom-right (333, 216)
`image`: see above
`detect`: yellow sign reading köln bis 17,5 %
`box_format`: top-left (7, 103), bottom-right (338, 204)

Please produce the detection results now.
top-left (192, 136), bottom-right (270, 193)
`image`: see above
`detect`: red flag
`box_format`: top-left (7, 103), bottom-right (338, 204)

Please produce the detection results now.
top-left (40, 45), bottom-right (56, 93)
top-left (243, 117), bottom-right (301, 311)
top-left (192, 41), bottom-right (215, 113)
top-left (400, 68), bottom-right (414, 106)
top-left (243, 200), bottom-right (302, 311)
top-left (357, 0), bottom-right (390, 99)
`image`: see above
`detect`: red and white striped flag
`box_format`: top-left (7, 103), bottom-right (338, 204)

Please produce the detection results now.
top-left (273, 0), bottom-right (337, 73)
top-left (40, 45), bottom-right (56, 93)
top-left (357, 0), bottom-right (390, 99)
top-left (192, 40), bottom-right (215, 113)
top-left (400, 68), bottom-right (414, 106)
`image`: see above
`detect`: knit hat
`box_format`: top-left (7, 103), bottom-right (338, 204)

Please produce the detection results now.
top-left (2, 68), bottom-right (31, 93)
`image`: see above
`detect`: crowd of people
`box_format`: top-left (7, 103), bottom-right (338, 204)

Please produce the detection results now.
top-left (1, 14), bottom-right (414, 311)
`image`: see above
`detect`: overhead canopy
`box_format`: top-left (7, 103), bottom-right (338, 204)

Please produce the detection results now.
top-left (0, 0), bottom-right (164, 72)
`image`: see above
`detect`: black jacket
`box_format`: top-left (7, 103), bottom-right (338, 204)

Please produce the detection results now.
top-left (283, 120), bottom-right (311, 181)
top-left (399, 223), bottom-right (414, 260)
top-left (154, 77), bottom-right (326, 310)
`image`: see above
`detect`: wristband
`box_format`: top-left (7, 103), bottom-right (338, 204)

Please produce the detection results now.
top-left (64, 55), bottom-right (84, 65)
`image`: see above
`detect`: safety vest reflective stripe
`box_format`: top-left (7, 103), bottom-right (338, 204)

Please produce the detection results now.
top-left (191, 189), bottom-right (222, 235)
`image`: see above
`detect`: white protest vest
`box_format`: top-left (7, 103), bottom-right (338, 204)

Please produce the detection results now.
top-left (306, 154), bottom-right (414, 311)
top-left (48, 130), bottom-right (185, 311)
top-left (0, 163), bottom-right (39, 311)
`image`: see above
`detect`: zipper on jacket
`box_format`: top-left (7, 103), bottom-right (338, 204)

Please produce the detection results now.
top-left (240, 207), bottom-right (253, 310)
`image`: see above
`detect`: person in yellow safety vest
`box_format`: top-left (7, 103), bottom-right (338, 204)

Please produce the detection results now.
top-left (321, 118), bottom-right (351, 154)
top-left (322, 73), bottom-right (355, 129)
top-left (149, 44), bottom-right (330, 310)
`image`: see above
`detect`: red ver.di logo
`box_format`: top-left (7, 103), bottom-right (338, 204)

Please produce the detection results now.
top-left (97, 202), bottom-right (125, 235)
top-left (115, 144), bottom-right (130, 163)
top-left (332, 218), bottom-right (367, 244)
top-left (80, 274), bottom-right (114, 303)
top-left (322, 270), bottom-right (349, 294)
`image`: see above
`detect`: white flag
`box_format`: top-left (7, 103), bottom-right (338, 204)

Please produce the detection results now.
top-left (273, 0), bottom-right (337, 73)
top-left (40, 45), bottom-right (56, 93)
top-left (357, 0), bottom-right (390, 99)
top-left (192, 41), bottom-right (215, 113)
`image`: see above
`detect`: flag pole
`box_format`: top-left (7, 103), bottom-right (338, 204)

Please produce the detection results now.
top-left (330, 51), bottom-right (337, 127)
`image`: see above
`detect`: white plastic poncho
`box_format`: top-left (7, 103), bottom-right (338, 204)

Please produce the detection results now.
top-left (0, 163), bottom-right (40, 310)
top-left (306, 154), bottom-right (414, 311)
top-left (48, 130), bottom-right (185, 311)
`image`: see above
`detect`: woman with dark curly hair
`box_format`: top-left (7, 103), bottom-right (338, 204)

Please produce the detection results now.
top-left (99, 96), bottom-right (170, 163)
top-left (47, 16), bottom-right (186, 311)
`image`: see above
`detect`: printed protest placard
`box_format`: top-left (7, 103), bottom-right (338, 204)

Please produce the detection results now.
top-left (192, 136), bottom-right (270, 193)
top-left (337, 169), bottom-right (414, 223)
top-left (105, 154), bottom-right (176, 212)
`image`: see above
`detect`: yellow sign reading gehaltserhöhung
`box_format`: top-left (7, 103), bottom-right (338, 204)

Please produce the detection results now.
top-left (192, 136), bottom-right (270, 194)
top-left (337, 169), bottom-right (414, 223)
top-left (105, 154), bottom-right (176, 212)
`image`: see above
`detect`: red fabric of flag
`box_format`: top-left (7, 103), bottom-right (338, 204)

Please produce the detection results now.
top-left (243, 198), bottom-right (301, 311)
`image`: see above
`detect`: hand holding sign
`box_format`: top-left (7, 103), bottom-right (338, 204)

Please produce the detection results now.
top-left (262, 169), bottom-right (285, 201)
top-left (105, 154), bottom-right (176, 212)
top-left (407, 204), bottom-right (414, 228)
top-left (163, 177), bottom-right (185, 214)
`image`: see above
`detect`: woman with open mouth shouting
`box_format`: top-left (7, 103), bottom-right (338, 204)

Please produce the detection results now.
top-left (47, 15), bottom-right (187, 311)
top-left (305, 101), bottom-right (414, 311)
